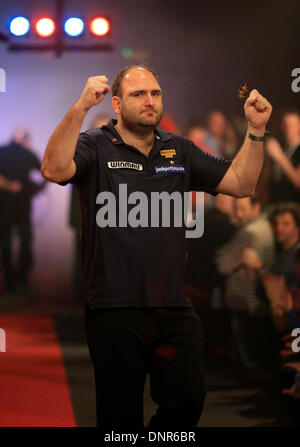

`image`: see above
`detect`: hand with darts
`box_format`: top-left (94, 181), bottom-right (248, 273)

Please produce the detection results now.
top-left (238, 82), bottom-right (272, 135)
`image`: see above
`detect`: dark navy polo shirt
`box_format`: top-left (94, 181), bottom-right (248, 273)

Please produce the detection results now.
top-left (60, 119), bottom-right (231, 309)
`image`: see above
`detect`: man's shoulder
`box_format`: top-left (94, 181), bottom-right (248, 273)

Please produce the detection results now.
top-left (246, 215), bottom-right (271, 232)
top-left (245, 216), bottom-right (274, 247)
top-left (76, 128), bottom-right (107, 152)
top-left (82, 127), bottom-right (105, 140)
top-left (156, 128), bottom-right (191, 146)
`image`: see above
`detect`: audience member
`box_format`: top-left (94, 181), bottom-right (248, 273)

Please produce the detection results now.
top-left (215, 195), bottom-right (278, 376)
top-left (267, 110), bottom-right (300, 203)
top-left (206, 110), bottom-right (239, 159)
top-left (0, 127), bottom-right (46, 296)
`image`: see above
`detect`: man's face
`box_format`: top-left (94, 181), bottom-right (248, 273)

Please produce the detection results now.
top-left (282, 114), bottom-right (300, 143)
top-left (116, 68), bottom-right (163, 130)
top-left (234, 198), bottom-right (260, 226)
top-left (272, 212), bottom-right (299, 245)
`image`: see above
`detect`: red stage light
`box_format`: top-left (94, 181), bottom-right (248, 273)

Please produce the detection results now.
top-left (90, 17), bottom-right (110, 36)
top-left (35, 18), bottom-right (55, 37)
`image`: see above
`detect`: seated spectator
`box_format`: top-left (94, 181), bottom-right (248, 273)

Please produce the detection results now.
top-left (206, 110), bottom-right (239, 160)
top-left (185, 193), bottom-right (237, 361)
top-left (241, 205), bottom-right (300, 396)
top-left (241, 202), bottom-right (300, 331)
top-left (267, 110), bottom-right (300, 203)
top-left (215, 195), bottom-right (277, 377)
top-left (185, 117), bottom-right (219, 157)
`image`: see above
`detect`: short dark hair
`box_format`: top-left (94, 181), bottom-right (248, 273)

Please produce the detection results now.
top-left (282, 108), bottom-right (300, 119)
top-left (269, 202), bottom-right (300, 228)
top-left (111, 64), bottom-right (158, 98)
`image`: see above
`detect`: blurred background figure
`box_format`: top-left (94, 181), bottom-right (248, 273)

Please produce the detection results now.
top-left (69, 114), bottom-right (110, 301)
top-left (158, 113), bottom-right (181, 134)
top-left (185, 193), bottom-right (237, 361)
top-left (89, 114), bottom-right (111, 130)
top-left (267, 110), bottom-right (300, 203)
top-left (0, 126), bottom-right (46, 297)
top-left (240, 202), bottom-right (300, 332)
top-left (185, 116), bottom-right (219, 157)
top-left (185, 117), bottom-right (221, 209)
top-left (215, 195), bottom-right (278, 379)
top-left (269, 202), bottom-right (300, 287)
top-left (241, 218), bottom-right (300, 399)
top-left (206, 110), bottom-right (239, 159)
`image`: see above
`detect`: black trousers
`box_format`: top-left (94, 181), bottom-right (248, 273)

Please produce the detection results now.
top-left (86, 307), bottom-right (206, 428)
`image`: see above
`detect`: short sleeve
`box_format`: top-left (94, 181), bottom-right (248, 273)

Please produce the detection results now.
top-left (58, 132), bottom-right (96, 186)
top-left (188, 140), bottom-right (231, 194)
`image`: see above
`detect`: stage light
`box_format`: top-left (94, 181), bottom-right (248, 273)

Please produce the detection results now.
top-left (36, 18), bottom-right (55, 37)
top-left (64, 17), bottom-right (84, 37)
top-left (9, 17), bottom-right (30, 36)
top-left (121, 47), bottom-right (133, 58)
top-left (90, 17), bottom-right (110, 36)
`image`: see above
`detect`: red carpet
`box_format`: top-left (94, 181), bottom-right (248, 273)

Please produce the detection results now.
top-left (0, 314), bottom-right (76, 426)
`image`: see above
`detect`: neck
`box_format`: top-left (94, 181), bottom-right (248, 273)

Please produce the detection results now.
top-left (115, 120), bottom-right (155, 156)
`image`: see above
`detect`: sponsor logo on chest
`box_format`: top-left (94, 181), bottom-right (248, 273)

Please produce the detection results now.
top-left (107, 161), bottom-right (143, 171)
top-left (160, 149), bottom-right (177, 159)
top-left (154, 165), bottom-right (185, 174)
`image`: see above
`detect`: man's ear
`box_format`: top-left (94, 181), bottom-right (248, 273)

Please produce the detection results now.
top-left (112, 96), bottom-right (121, 114)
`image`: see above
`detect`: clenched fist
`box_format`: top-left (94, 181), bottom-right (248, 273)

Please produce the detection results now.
top-left (76, 76), bottom-right (111, 112)
top-left (244, 89), bottom-right (272, 134)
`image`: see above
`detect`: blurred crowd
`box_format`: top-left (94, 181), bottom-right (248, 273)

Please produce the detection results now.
top-left (0, 108), bottom-right (299, 408)
top-left (180, 108), bottom-right (300, 406)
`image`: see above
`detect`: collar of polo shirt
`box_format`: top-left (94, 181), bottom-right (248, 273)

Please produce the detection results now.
top-left (102, 119), bottom-right (172, 145)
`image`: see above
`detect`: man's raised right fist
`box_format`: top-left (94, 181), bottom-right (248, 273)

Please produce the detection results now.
top-left (76, 76), bottom-right (111, 112)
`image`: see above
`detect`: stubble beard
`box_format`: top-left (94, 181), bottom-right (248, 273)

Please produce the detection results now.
top-left (120, 104), bottom-right (164, 133)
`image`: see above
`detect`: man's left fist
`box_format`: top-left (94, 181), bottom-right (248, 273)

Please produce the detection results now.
top-left (244, 89), bottom-right (272, 134)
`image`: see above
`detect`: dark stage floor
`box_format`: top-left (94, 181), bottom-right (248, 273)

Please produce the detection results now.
top-left (0, 295), bottom-right (299, 427)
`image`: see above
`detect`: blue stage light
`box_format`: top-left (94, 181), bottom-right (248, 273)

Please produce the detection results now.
top-left (64, 17), bottom-right (84, 37)
top-left (9, 17), bottom-right (30, 36)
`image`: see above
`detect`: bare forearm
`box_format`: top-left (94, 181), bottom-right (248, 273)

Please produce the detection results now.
top-left (231, 129), bottom-right (265, 196)
top-left (232, 87), bottom-right (272, 197)
top-left (41, 102), bottom-right (87, 181)
top-left (41, 75), bottom-right (111, 182)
